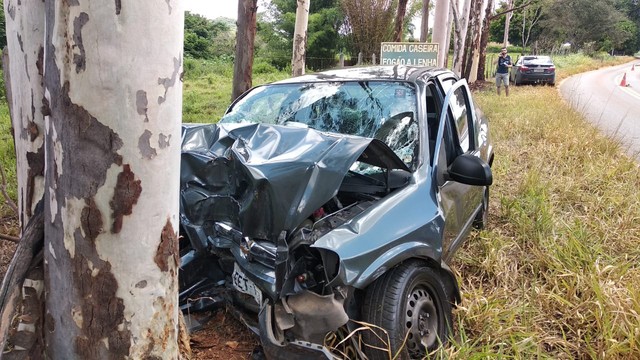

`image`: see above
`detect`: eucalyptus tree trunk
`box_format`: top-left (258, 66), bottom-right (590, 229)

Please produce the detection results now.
top-left (393, 0), bottom-right (409, 42)
top-left (291, 0), bottom-right (310, 76)
top-left (232, 0), bottom-right (258, 100)
top-left (468, 0), bottom-right (487, 83)
top-left (463, 0), bottom-right (483, 80)
top-left (503, 0), bottom-right (514, 47)
top-left (3, 0), bottom-right (46, 230)
top-left (477, 0), bottom-right (494, 81)
top-left (452, 0), bottom-right (471, 76)
top-left (420, 0), bottom-right (430, 42)
top-left (41, 1), bottom-right (183, 358)
top-left (432, 0), bottom-right (450, 67)
top-left (443, 4), bottom-right (453, 68)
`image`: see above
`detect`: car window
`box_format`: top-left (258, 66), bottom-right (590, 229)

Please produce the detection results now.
top-left (449, 86), bottom-right (473, 153)
top-left (221, 81), bottom-right (419, 169)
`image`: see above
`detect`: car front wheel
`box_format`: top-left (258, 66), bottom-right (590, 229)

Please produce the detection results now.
top-left (361, 261), bottom-right (452, 359)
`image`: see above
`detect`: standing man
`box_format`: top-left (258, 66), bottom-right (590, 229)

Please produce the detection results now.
top-left (495, 47), bottom-right (512, 96)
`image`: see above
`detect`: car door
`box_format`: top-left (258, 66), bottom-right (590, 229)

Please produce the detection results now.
top-left (432, 77), bottom-right (483, 262)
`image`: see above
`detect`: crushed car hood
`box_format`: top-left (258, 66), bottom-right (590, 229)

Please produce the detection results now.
top-left (180, 123), bottom-right (409, 241)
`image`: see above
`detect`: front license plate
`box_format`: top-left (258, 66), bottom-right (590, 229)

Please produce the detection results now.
top-left (232, 263), bottom-right (263, 305)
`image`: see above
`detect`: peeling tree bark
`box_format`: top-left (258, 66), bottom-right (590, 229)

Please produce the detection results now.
top-left (232, 0), bottom-right (258, 101)
top-left (40, 1), bottom-right (183, 358)
top-left (291, 0), bottom-right (310, 76)
top-left (3, 0), bottom-right (46, 231)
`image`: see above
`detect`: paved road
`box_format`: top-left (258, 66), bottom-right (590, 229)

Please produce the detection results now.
top-left (559, 60), bottom-right (640, 161)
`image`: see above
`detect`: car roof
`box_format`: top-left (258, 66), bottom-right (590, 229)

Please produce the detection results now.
top-left (522, 55), bottom-right (552, 61)
top-left (272, 66), bottom-right (452, 84)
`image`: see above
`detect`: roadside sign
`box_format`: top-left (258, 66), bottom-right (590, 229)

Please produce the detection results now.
top-left (380, 42), bottom-right (439, 67)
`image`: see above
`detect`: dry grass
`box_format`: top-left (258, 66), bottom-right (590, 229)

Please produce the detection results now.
top-left (441, 76), bottom-right (640, 358)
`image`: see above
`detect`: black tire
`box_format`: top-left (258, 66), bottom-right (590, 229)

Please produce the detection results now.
top-left (473, 186), bottom-right (489, 229)
top-left (361, 261), bottom-right (452, 359)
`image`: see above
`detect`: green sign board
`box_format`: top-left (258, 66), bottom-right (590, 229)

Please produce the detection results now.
top-left (380, 42), bottom-right (439, 67)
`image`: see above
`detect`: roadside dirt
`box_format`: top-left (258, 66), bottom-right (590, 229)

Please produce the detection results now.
top-left (0, 216), bottom-right (255, 360)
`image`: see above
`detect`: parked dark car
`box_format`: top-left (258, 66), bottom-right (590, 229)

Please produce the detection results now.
top-left (510, 55), bottom-right (556, 85)
top-left (179, 66), bottom-right (494, 359)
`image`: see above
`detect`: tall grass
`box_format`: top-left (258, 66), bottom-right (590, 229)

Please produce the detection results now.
top-left (442, 81), bottom-right (640, 358)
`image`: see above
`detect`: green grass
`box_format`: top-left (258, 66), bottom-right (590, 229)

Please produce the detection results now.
top-left (2, 54), bottom-right (640, 358)
top-left (0, 102), bottom-right (16, 214)
top-left (182, 57), bottom-right (290, 123)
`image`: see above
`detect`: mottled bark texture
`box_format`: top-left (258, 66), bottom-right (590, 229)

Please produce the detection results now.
top-left (232, 0), bottom-right (258, 101)
top-left (291, 0), bottom-right (310, 77)
top-left (39, 1), bottom-right (183, 359)
top-left (3, 0), bottom-right (46, 230)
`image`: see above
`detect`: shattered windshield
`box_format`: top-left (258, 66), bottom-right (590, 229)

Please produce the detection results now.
top-left (220, 81), bottom-right (419, 168)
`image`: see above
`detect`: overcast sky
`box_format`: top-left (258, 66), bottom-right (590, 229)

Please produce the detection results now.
top-left (184, 0), bottom-right (256, 20)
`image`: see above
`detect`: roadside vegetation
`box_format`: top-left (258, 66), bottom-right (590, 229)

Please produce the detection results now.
top-left (448, 60), bottom-right (640, 358)
top-left (1, 53), bottom-right (639, 358)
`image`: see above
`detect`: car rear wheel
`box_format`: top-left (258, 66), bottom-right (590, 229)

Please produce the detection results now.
top-left (473, 186), bottom-right (489, 229)
top-left (361, 261), bottom-right (452, 359)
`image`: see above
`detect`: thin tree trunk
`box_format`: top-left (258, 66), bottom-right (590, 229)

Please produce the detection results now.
top-left (42, 2), bottom-right (182, 358)
top-left (461, 1), bottom-right (475, 79)
top-left (420, 0), bottom-right (430, 42)
top-left (394, 0), bottom-right (409, 42)
top-left (443, 3), bottom-right (454, 68)
top-left (3, 0), bottom-right (46, 231)
top-left (292, 0), bottom-right (310, 76)
top-left (477, 0), bottom-right (495, 82)
top-left (464, 0), bottom-right (483, 80)
top-left (452, 0), bottom-right (471, 76)
top-left (232, 0), bottom-right (258, 101)
top-left (503, 0), bottom-right (514, 47)
top-left (432, 0), bottom-right (450, 67)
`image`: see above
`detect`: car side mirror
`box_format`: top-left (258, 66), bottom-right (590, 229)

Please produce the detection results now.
top-left (447, 154), bottom-right (493, 186)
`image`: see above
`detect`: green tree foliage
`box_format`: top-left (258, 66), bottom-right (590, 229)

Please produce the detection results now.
top-left (614, 0), bottom-right (640, 53)
top-left (258, 0), bottom-right (344, 70)
top-left (489, 0), bottom-right (546, 50)
top-left (490, 0), bottom-right (639, 54)
top-left (184, 12), bottom-right (234, 59)
top-left (541, 0), bottom-right (634, 53)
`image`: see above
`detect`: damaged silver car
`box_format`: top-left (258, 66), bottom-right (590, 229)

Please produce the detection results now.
top-left (179, 66), bottom-right (494, 359)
